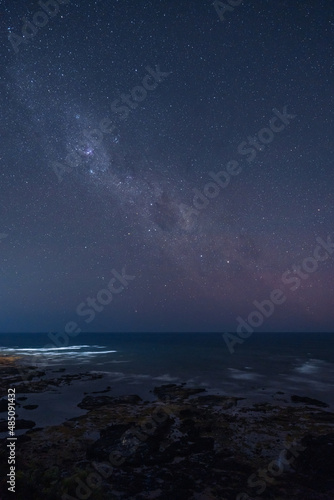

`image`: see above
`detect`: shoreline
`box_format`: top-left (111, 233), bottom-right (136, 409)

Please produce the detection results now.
top-left (1, 357), bottom-right (334, 499)
top-left (1, 355), bottom-right (333, 432)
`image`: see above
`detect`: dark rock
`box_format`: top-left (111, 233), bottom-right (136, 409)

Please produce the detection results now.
top-left (88, 417), bottom-right (172, 466)
top-left (78, 394), bottom-right (142, 410)
top-left (214, 451), bottom-right (253, 473)
top-left (193, 395), bottom-right (241, 408)
top-left (0, 419), bottom-right (35, 431)
top-left (308, 411), bottom-right (334, 422)
top-left (179, 408), bottom-right (201, 418)
top-left (26, 427), bottom-right (43, 434)
top-left (87, 423), bottom-right (133, 460)
top-left (0, 399), bottom-right (8, 412)
top-left (17, 434), bottom-right (32, 444)
top-left (0, 367), bottom-right (20, 376)
top-left (15, 419), bottom-right (36, 430)
top-left (92, 386), bottom-right (111, 394)
top-left (293, 433), bottom-right (334, 491)
top-left (100, 423), bottom-right (132, 439)
top-left (291, 395), bottom-right (329, 407)
top-left (23, 405), bottom-right (38, 410)
top-left (153, 384), bottom-right (206, 401)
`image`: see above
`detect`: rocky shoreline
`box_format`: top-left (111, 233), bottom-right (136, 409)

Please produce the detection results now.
top-left (0, 357), bottom-right (333, 499)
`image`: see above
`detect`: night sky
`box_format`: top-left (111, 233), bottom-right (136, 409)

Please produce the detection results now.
top-left (0, 0), bottom-right (333, 333)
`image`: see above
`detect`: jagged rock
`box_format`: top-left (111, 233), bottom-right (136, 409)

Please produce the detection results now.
top-left (293, 433), bottom-right (334, 491)
top-left (87, 423), bottom-right (133, 460)
top-left (87, 415), bottom-right (173, 466)
top-left (0, 399), bottom-right (8, 412)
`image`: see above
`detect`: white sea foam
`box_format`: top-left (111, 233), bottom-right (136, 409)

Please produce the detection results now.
top-left (294, 358), bottom-right (327, 375)
top-left (0, 347), bottom-right (115, 355)
top-left (228, 368), bottom-right (263, 381)
top-left (76, 350), bottom-right (117, 355)
top-left (154, 373), bottom-right (179, 382)
top-left (295, 362), bottom-right (319, 374)
top-left (0, 345), bottom-right (109, 352)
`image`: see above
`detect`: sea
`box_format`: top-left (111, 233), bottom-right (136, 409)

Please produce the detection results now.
top-left (1, 332), bottom-right (333, 432)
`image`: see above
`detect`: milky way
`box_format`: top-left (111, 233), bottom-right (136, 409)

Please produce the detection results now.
top-left (0, 0), bottom-right (333, 332)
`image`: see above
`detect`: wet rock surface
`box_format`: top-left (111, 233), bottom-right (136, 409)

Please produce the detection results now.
top-left (0, 359), bottom-right (333, 499)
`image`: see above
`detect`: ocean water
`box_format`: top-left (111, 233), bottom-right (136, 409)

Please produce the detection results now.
top-left (1, 332), bottom-right (334, 406)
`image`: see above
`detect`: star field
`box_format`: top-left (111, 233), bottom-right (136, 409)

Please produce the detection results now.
top-left (0, 0), bottom-right (333, 332)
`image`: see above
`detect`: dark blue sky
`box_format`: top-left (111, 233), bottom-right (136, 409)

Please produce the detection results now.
top-left (0, 0), bottom-right (333, 333)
